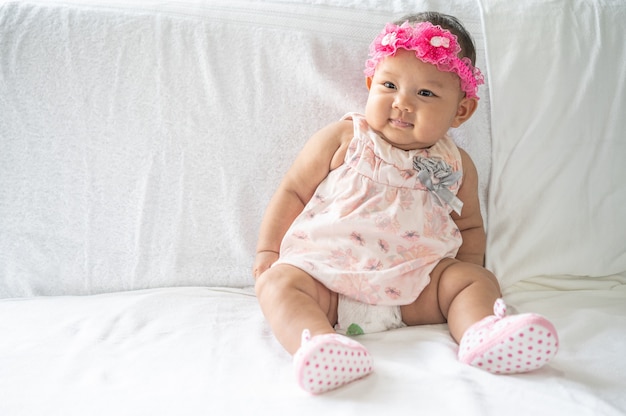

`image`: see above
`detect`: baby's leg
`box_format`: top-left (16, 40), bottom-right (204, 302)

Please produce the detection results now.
top-left (402, 259), bottom-right (558, 374)
top-left (435, 259), bottom-right (502, 343)
top-left (256, 265), bottom-right (373, 393)
top-left (255, 264), bottom-right (338, 354)
top-left (401, 258), bottom-right (501, 342)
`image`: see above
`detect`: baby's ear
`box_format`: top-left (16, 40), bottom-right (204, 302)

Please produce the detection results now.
top-left (366, 77), bottom-right (372, 90)
top-left (452, 97), bottom-right (478, 128)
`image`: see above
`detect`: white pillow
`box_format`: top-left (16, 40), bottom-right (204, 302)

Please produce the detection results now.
top-left (481, 0), bottom-right (626, 287)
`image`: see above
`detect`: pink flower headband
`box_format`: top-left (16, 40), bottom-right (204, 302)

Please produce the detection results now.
top-left (364, 21), bottom-right (484, 99)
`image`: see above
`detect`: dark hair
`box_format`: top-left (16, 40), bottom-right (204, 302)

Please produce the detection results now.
top-left (395, 12), bottom-right (477, 66)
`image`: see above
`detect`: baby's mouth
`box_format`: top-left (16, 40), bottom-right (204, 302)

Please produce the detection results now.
top-left (389, 118), bottom-right (414, 128)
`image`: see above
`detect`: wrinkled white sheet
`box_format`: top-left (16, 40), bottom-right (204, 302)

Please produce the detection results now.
top-left (0, 281), bottom-right (625, 415)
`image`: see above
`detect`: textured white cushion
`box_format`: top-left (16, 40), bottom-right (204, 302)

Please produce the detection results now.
top-left (481, 0), bottom-right (626, 287)
top-left (0, 0), bottom-right (490, 296)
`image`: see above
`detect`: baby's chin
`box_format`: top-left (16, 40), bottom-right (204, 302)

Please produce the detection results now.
top-left (377, 130), bottom-right (437, 151)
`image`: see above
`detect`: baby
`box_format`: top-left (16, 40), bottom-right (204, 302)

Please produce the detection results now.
top-left (254, 11), bottom-right (558, 394)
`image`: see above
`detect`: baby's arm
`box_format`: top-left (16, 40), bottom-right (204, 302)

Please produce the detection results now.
top-left (253, 120), bottom-right (354, 278)
top-left (452, 148), bottom-right (486, 266)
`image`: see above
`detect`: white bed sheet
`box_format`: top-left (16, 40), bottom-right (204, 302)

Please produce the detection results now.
top-left (1, 282), bottom-right (625, 415)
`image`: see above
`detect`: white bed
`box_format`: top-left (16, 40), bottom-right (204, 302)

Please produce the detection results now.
top-left (1, 1), bottom-right (625, 415)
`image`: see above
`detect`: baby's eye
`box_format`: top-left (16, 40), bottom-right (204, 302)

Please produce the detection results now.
top-left (418, 89), bottom-right (436, 97)
top-left (383, 81), bottom-right (397, 90)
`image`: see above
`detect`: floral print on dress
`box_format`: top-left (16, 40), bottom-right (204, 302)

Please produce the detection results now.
top-left (385, 287), bottom-right (402, 300)
top-left (334, 273), bottom-right (382, 305)
top-left (275, 113), bottom-right (463, 306)
top-left (423, 210), bottom-right (449, 238)
top-left (373, 213), bottom-right (401, 234)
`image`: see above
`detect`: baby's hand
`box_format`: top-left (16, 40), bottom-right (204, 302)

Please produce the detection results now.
top-left (253, 250), bottom-right (279, 279)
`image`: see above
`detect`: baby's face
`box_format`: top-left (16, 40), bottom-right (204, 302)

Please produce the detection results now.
top-left (364, 49), bottom-right (473, 150)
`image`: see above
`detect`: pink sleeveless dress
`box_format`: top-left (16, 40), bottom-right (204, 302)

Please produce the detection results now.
top-left (275, 113), bottom-right (464, 306)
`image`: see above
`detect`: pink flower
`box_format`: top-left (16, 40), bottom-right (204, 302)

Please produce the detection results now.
top-left (350, 232), bottom-right (366, 246)
top-left (385, 287), bottom-right (402, 300)
top-left (364, 258), bottom-right (383, 271)
top-left (402, 230), bottom-right (420, 241)
top-left (414, 24), bottom-right (460, 65)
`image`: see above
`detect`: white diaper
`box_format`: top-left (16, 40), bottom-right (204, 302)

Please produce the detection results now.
top-left (335, 295), bottom-right (406, 335)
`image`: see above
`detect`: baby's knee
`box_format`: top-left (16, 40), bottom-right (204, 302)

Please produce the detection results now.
top-left (438, 261), bottom-right (499, 293)
top-left (254, 264), bottom-right (314, 298)
top-left (254, 266), bottom-right (284, 299)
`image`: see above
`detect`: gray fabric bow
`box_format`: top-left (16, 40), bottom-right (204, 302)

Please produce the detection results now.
top-left (413, 156), bottom-right (463, 215)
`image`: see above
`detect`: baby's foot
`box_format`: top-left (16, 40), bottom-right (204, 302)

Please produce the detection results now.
top-left (458, 299), bottom-right (558, 374)
top-left (293, 329), bottom-right (373, 394)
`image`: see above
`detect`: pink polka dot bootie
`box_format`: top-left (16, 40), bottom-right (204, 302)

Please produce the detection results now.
top-left (293, 329), bottom-right (373, 394)
top-left (458, 299), bottom-right (558, 374)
